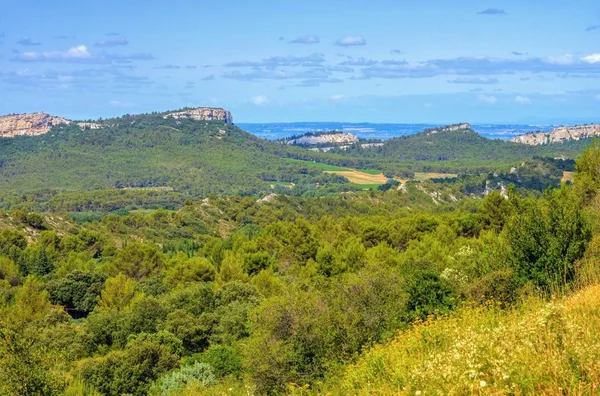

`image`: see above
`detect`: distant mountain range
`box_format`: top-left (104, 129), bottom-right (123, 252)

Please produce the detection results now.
top-left (0, 107), bottom-right (595, 202)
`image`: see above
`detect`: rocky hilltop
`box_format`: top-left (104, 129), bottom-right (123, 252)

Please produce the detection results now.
top-left (286, 132), bottom-right (359, 146)
top-left (164, 107), bottom-right (233, 124)
top-left (425, 123), bottom-right (472, 135)
top-left (510, 124), bottom-right (600, 145)
top-left (0, 113), bottom-right (71, 137)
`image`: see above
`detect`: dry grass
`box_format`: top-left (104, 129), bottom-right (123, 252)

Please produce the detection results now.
top-left (324, 170), bottom-right (388, 185)
top-left (562, 171), bottom-right (575, 184)
top-left (323, 284), bottom-right (600, 395)
top-left (413, 172), bottom-right (459, 181)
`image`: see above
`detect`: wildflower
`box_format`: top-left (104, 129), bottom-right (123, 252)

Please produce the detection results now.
top-left (480, 380), bottom-right (487, 387)
top-left (415, 391), bottom-right (422, 395)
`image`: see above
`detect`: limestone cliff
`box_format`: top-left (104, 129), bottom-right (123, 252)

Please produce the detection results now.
top-left (164, 107), bottom-right (233, 124)
top-left (510, 124), bottom-right (600, 145)
top-left (425, 123), bottom-right (472, 135)
top-left (0, 113), bottom-right (71, 137)
top-left (286, 132), bottom-right (359, 146)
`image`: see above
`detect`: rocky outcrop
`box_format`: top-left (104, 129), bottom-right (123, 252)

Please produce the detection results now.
top-left (426, 123), bottom-right (472, 135)
top-left (286, 132), bottom-right (359, 146)
top-left (510, 124), bottom-right (600, 145)
top-left (164, 107), bottom-right (233, 124)
top-left (0, 113), bottom-right (71, 137)
top-left (77, 122), bottom-right (103, 130)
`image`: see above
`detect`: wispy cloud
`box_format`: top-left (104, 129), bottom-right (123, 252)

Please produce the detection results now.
top-left (94, 36), bottom-right (129, 47)
top-left (251, 95), bottom-right (268, 105)
top-left (17, 38), bottom-right (41, 46)
top-left (335, 35), bottom-right (366, 47)
top-left (356, 54), bottom-right (600, 79)
top-left (447, 77), bottom-right (499, 84)
top-left (11, 45), bottom-right (153, 64)
top-left (223, 67), bottom-right (329, 81)
top-left (296, 77), bottom-right (343, 87)
top-left (390, 49), bottom-right (402, 55)
top-left (157, 64), bottom-right (181, 69)
top-left (478, 94), bottom-right (498, 104)
top-left (200, 75), bottom-right (215, 81)
top-left (339, 57), bottom-right (377, 66)
top-left (511, 51), bottom-right (526, 56)
top-left (290, 35), bottom-right (320, 44)
top-left (224, 53), bottom-right (326, 68)
top-left (586, 25), bottom-right (600, 32)
top-left (515, 95), bottom-right (531, 104)
top-left (477, 8), bottom-right (506, 15)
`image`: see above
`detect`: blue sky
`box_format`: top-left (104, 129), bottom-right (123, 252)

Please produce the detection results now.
top-left (1, 0), bottom-right (600, 123)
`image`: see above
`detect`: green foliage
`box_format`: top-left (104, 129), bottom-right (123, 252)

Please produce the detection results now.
top-left (155, 362), bottom-right (216, 395)
top-left (0, 329), bottom-right (66, 396)
top-left (46, 270), bottom-right (106, 313)
top-left (80, 339), bottom-right (179, 396)
top-left (507, 186), bottom-right (591, 293)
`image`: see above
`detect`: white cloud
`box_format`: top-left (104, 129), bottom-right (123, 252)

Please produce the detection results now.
top-left (544, 54), bottom-right (574, 65)
top-left (17, 45), bottom-right (91, 61)
top-left (335, 35), bottom-right (367, 47)
top-left (478, 94), bottom-right (497, 104)
top-left (329, 94), bottom-right (344, 100)
top-left (251, 95), bottom-right (268, 105)
top-left (291, 35), bottom-right (320, 44)
top-left (582, 54), bottom-right (600, 64)
top-left (515, 95), bottom-right (531, 104)
top-left (12, 45), bottom-right (153, 63)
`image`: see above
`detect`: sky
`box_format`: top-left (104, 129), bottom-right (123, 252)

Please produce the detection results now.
top-left (1, 0), bottom-right (600, 124)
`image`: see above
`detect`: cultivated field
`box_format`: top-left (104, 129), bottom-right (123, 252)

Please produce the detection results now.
top-left (325, 170), bottom-right (388, 184)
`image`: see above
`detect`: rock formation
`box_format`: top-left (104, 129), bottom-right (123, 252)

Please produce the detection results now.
top-left (426, 123), bottom-right (472, 135)
top-left (0, 113), bottom-right (71, 137)
top-left (164, 107), bottom-right (233, 124)
top-left (510, 124), bottom-right (600, 145)
top-left (286, 132), bottom-right (359, 146)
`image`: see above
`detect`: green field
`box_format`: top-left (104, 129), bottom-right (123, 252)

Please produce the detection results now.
top-left (283, 158), bottom-right (350, 171)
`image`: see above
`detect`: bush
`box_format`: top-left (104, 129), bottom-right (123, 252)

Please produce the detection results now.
top-left (156, 362), bottom-right (216, 395)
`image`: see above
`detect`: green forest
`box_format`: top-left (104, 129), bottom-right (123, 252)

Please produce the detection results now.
top-left (1, 114), bottom-right (600, 395)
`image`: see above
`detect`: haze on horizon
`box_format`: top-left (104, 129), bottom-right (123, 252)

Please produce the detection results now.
top-left (1, 0), bottom-right (600, 124)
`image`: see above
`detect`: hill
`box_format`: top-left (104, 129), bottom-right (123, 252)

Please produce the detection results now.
top-left (510, 123), bottom-right (600, 145)
top-left (0, 110), bottom-right (358, 201)
top-left (338, 123), bottom-right (593, 173)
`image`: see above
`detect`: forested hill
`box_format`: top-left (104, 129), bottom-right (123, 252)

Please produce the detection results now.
top-left (340, 124), bottom-right (592, 165)
top-left (0, 112), bottom-right (327, 197)
top-left (0, 110), bottom-right (595, 206)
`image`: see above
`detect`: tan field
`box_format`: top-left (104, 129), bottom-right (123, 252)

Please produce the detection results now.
top-left (413, 172), bottom-right (458, 181)
top-left (562, 171), bottom-right (575, 183)
top-left (324, 170), bottom-right (389, 184)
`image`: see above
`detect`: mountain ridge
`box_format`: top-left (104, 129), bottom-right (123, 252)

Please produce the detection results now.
top-left (510, 124), bottom-right (600, 145)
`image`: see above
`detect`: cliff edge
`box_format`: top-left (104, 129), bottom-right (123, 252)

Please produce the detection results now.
top-left (164, 107), bottom-right (233, 124)
top-left (0, 113), bottom-right (71, 137)
top-left (510, 124), bottom-right (600, 145)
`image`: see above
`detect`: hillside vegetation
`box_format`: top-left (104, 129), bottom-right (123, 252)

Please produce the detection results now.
top-left (0, 140), bottom-right (600, 394)
top-left (0, 112), bottom-right (593, 209)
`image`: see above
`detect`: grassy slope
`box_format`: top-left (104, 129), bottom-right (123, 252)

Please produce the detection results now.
top-left (326, 284), bottom-right (600, 395)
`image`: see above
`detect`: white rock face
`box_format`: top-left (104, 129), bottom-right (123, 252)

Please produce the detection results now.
top-left (426, 123), bottom-right (472, 135)
top-left (0, 113), bottom-right (71, 137)
top-left (510, 124), bottom-right (600, 145)
top-left (164, 107), bottom-right (233, 124)
top-left (287, 133), bottom-right (359, 146)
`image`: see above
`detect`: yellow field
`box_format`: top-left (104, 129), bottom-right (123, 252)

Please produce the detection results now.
top-left (413, 172), bottom-right (458, 181)
top-left (324, 170), bottom-right (388, 184)
top-left (562, 171), bottom-right (575, 183)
